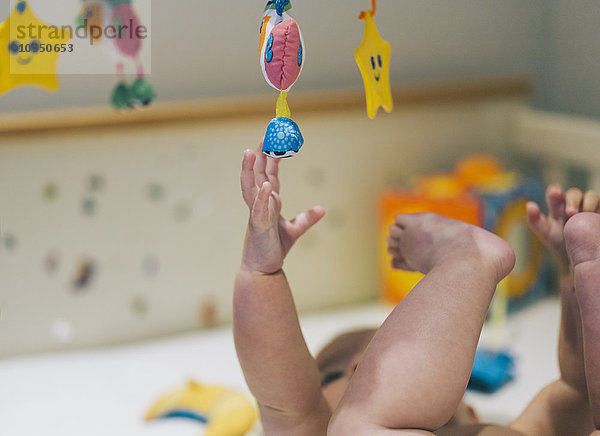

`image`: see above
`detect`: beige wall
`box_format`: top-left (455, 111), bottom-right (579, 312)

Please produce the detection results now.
top-left (0, 0), bottom-right (547, 113)
top-left (0, 91), bottom-right (526, 357)
top-left (4, 1), bottom-right (599, 120)
top-left (540, 0), bottom-right (600, 119)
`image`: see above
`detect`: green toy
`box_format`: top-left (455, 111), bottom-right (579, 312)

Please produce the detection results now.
top-left (78, 0), bottom-right (155, 109)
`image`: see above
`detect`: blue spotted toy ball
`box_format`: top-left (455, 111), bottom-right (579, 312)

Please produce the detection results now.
top-left (262, 117), bottom-right (304, 158)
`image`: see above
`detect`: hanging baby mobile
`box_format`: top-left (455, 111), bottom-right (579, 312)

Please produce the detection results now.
top-left (0, 1), bottom-right (72, 95)
top-left (78, 0), bottom-right (155, 109)
top-left (259, 0), bottom-right (305, 158)
top-left (355, 0), bottom-right (393, 119)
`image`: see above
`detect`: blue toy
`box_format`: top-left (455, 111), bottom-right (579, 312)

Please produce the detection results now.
top-left (468, 348), bottom-right (515, 393)
top-left (477, 178), bottom-right (551, 311)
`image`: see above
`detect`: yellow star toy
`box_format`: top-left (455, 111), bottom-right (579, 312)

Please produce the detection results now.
top-left (355, 0), bottom-right (393, 119)
top-left (0, 1), bottom-right (71, 94)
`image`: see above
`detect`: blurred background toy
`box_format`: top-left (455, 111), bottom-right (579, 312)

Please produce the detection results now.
top-left (468, 348), bottom-right (515, 393)
top-left (78, 0), bottom-right (155, 109)
top-left (259, 0), bottom-right (305, 158)
top-left (379, 155), bottom-right (550, 312)
top-left (378, 173), bottom-right (482, 303)
top-left (355, 0), bottom-right (393, 119)
top-left (0, 1), bottom-right (71, 94)
top-left (145, 380), bottom-right (257, 436)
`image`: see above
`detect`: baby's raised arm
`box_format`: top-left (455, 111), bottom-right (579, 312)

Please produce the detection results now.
top-left (233, 147), bottom-right (330, 435)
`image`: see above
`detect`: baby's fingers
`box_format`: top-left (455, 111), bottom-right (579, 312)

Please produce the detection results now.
top-left (254, 143), bottom-right (269, 187)
top-left (266, 157), bottom-right (281, 194)
top-left (566, 188), bottom-right (583, 216)
top-left (251, 182), bottom-right (273, 225)
top-left (582, 190), bottom-right (600, 213)
top-left (241, 149), bottom-right (258, 207)
top-left (290, 206), bottom-right (325, 239)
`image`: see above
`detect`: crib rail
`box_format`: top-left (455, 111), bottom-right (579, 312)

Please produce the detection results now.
top-left (514, 108), bottom-right (600, 190)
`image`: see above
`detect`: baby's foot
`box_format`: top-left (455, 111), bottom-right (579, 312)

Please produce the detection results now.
top-left (564, 212), bottom-right (600, 426)
top-left (528, 185), bottom-right (600, 270)
top-left (527, 184), bottom-right (569, 266)
top-left (564, 212), bottom-right (600, 268)
top-left (387, 213), bottom-right (515, 281)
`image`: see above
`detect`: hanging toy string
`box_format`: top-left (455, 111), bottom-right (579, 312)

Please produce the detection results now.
top-left (358, 0), bottom-right (376, 20)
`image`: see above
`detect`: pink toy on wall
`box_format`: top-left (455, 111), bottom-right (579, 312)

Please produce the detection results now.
top-left (78, 0), bottom-right (155, 109)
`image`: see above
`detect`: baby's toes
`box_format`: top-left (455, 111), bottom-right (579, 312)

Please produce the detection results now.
top-left (387, 237), bottom-right (399, 254)
top-left (391, 255), bottom-right (411, 271)
top-left (546, 184), bottom-right (566, 219)
top-left (564, 212), bottom-right (600, 266)
top-left (526, 202), bottom-right (550, 239)
top-left (394, 213), bottom-right (419, 229)
top-left (526, 201), bottom-right (541, 226)
top-left (389, 224), bottom-right (404, 238)
top-left (582, 190), bottom-right (600, 213)
top-left (565, 187), bottom-right (583, 216)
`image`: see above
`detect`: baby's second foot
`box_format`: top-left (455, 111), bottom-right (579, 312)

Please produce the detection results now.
top-left (388, 213), bottom-right (515, 281)
top-left (564, 213), bottom-right (600, 429)
top-left (526, 184), bottom-right (568, 264)
top-left (565, 213), bottom-right (600, 311)
top-left (564, 212), bottom-right (600, 268)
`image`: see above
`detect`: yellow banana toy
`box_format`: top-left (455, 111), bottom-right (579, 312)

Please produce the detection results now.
top-left (145, 380), bottom-right (257, 436)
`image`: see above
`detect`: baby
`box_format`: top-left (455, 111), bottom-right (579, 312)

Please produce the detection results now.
top-left (234, 145), bottom-right (600, 435)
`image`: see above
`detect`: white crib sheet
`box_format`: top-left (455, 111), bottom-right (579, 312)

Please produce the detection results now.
top-left (0, 299), bottom-right (560, 436)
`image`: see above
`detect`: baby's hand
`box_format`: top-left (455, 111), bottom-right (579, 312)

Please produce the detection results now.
top-left (240, 144), bottom-right (325, 275)
top-left (527, 184), bottom-right (599, 269)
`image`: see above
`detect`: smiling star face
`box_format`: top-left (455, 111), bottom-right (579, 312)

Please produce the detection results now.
top-left (355, 11), bottom-right (393, 119)
top-left (370, 53), bottom-right (383, 82)
top-left (8, 38), bottom-right (40, 66)
top-left (0, 1), bottom-right (72, 94)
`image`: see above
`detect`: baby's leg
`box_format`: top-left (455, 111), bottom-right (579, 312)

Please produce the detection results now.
top-left (565, 212), bottom-right (600, 430)
top-left (329, 214), bottom-right (515, 433)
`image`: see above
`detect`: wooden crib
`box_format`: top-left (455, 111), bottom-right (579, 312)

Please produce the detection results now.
top-left (3, 76), bottom-right (584, 358)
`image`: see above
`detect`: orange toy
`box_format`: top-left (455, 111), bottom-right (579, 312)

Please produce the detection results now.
top-left (379, 155), bottom-right (547, 307)
top-left (378, 185), bottom-right (482, 303)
